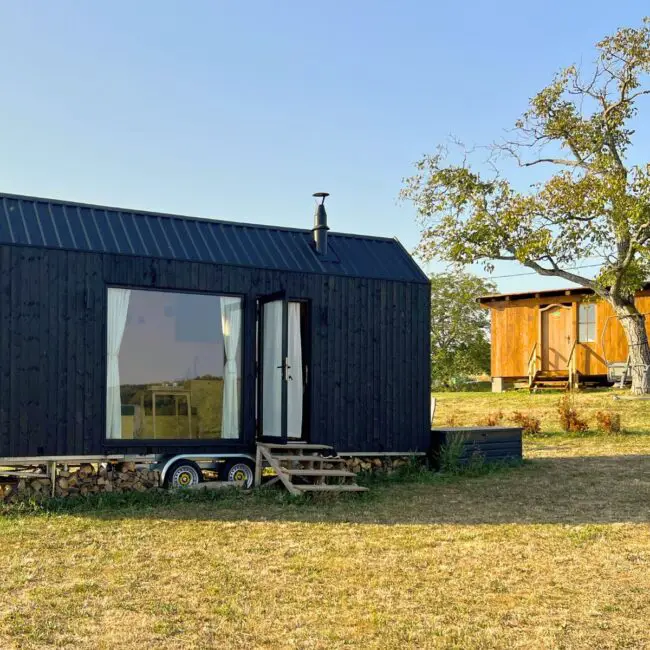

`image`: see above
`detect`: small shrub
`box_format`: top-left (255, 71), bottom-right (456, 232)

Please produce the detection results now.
top-left (438, 434), bottom-right (466, 473)
top-left (511, 411), bottom-right (542, 437)
top-left (557, 395), bottom-right (588, 433)
top-left (595, 410), bottom-right (622, 434)
top-left (465, 446), bottom-right (486, 473)
top-left (477, 410), bottom-right (504, 427)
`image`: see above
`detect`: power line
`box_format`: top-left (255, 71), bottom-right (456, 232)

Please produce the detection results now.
top-left (479, 263), bottom-right (602, 280)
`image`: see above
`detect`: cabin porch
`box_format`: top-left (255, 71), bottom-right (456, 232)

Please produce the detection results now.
top-left (491, 372), bottom-right (611, 393)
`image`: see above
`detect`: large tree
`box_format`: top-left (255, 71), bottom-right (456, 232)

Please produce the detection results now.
top-left (401, 18), bottom-right (650, 394)
top-left (429, 271), bottom-right (495, 388)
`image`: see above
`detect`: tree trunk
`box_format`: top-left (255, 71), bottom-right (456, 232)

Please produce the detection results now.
top-left (610, 297), bottom-right (650, 395)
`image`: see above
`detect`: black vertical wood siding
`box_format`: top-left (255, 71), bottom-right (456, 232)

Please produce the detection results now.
top-left (0, 245), bottom-right (430, 456)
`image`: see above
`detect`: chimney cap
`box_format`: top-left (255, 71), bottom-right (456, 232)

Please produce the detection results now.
top-left (312, 192), bottom-right (329, 204)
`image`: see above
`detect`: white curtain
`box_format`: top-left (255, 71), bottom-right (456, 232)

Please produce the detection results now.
top-left (106, 288), bottom-right (131, 439)
top-left (262, 301), bottom-right (283, 437)
top-left (287, 303), bottom-right (303, 438)
top-left (220, 297), bottom-right (242, 439)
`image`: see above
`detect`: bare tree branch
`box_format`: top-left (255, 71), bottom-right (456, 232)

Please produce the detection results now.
top-left (520, 157), bottom-right (585, 168)
top-left (522, 259), bottom-right (600, 293)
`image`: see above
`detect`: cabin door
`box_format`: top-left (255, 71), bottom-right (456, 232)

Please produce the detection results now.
top-left (541, 304), bottom-right (573, 371)
top-left (257, 294), bottom-right (307, 442)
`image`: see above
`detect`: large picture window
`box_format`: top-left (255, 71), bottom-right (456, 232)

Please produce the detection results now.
top-left (106, 288), bottom-right (243, 441)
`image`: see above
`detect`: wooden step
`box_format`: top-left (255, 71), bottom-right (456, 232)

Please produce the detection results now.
top-left (531, 384), bottom-right (569, 391)
top-left (258, 443), bottom-right (333, 451)
top-left (255, 444), bottom-right (367, 496)
top-left (283, 469), bottom-right (356, 478)
top-left (272, 455), bottom-right (347, 464)
top-left (536, 370), bottom-right (569, 378)
top-left (533, 377), bottom-right (569, 384)
top-left (295, 484), bottom-right (369, 493)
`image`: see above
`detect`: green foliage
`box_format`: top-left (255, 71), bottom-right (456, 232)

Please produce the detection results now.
top-left (438, 434), bottom-right (467, 473)
top-left (436, 435), bottom-right (520, 477)
top-left (0, 484), bottom-right (330, 517)
top-left (429, 271), bottom-right (495, 388)
top-left (402, 18), bottom-right (650, 392)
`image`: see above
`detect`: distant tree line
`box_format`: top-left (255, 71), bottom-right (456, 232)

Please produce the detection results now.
top-left (429, 270), bottom-right (495, 389)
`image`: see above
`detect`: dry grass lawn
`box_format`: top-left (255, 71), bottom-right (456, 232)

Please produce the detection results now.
top-left (433, 387), bottom-right (650, 435)
top-left (1, 391), bottom-right (650, 649)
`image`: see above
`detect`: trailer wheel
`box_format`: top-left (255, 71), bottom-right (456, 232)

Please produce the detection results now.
top-left (165, 460), bottom-right (202, 489)
top-left (222, 459), bottom-right (254, 488)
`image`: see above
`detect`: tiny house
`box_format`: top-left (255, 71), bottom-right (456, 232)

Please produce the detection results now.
top-left (0, 191), bottom-right (430, 487)
top-left (480, 286), bottom-right (650, 391)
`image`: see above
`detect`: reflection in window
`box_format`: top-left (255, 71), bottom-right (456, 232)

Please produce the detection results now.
top-left (578, 303), bottom-right (596, 342)
top-left (106, 288), bottom-right (242, 440)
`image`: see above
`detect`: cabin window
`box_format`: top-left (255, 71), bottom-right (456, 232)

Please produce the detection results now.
top-left (578, 303), bottom-right (596, 343)
top-left (106, 288), bottom-right (243, 441)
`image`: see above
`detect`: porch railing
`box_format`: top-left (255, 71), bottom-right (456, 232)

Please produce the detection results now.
top-left (527, 343), bottom-right (537, 388)
top-left (567, 340), bottom-right (578, 390)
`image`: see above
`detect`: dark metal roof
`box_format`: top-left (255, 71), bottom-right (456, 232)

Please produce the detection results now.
top-left (0, 193), bottom-right (428, 283)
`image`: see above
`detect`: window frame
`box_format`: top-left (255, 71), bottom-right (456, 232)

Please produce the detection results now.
top-left (578, 302), bottom-right (597, 343)
top-left (104, 284), bottom-right (247, 446)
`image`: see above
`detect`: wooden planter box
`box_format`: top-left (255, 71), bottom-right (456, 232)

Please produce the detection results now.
top-left (429, 426), bottom-right (523, 468)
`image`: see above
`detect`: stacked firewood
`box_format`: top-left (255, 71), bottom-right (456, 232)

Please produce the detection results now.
top-left (342, 456), bottom-right (414, 474)
top-left (0, 462), bottom-right (161, 503)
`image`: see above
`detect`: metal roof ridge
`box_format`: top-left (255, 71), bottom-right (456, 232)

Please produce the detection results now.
top-left (0, 190), bottom-right (402, 245)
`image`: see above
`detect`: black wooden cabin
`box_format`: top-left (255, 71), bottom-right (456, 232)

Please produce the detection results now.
top-left (0, 192), bottom-right (430, 458)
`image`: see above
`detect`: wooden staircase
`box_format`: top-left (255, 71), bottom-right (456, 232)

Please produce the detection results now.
top-left (529, 370), bottom-right (571, 391)
top-left (255, 443), bottom-right (368, 495)
top-left (527, 340), bottom-right (580, 392)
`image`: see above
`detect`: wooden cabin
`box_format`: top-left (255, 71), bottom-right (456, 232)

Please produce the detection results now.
top-left (479, 286), bottom-right (650, 391)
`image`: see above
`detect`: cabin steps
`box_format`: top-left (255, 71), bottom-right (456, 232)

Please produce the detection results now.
top-left (255, 443), bottom-right (369, 495)
top-left (259, 443), bottom-right (333, 451)
top-left (270, 454), bottom-right (347, 464)
top-left (295, 484), bottom-right (369, 493)
top-left (283, 468), bottom-right (357, 477)
top-left (529, 370), bottom-right (572, 392)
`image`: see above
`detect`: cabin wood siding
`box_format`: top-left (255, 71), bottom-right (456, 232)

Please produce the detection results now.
top-left (0, 244), bottom-right (430, 457)
top-left (487, 292), bottom-right (650, 378)
top-left (490, 301), bottom-right (537, 377)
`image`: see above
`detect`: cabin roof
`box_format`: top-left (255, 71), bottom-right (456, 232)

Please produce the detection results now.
top-left (0, 192), bottom-right (428, 283)
top-left (479, 283), bottom-right (650, 304)
top-left (478, 286), bottom-right (595, 304)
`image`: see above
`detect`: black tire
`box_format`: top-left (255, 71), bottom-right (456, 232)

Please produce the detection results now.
top-left (221, 459), bottom-right (255, 488)
top-left (164, 460), bottom-right (202, 489)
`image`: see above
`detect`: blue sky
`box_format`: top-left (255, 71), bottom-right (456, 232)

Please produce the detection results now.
top-left (0, 2), bottom-right (646, 293)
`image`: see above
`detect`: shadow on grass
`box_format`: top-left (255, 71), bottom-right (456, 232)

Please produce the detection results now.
top-left (3, 455), bottom-right (650, 526)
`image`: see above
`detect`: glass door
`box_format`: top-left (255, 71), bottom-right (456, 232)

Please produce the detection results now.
top-left (258, 293), bottom-right (288, 442)
top-left (257, 294), bottom-right (305, 442)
